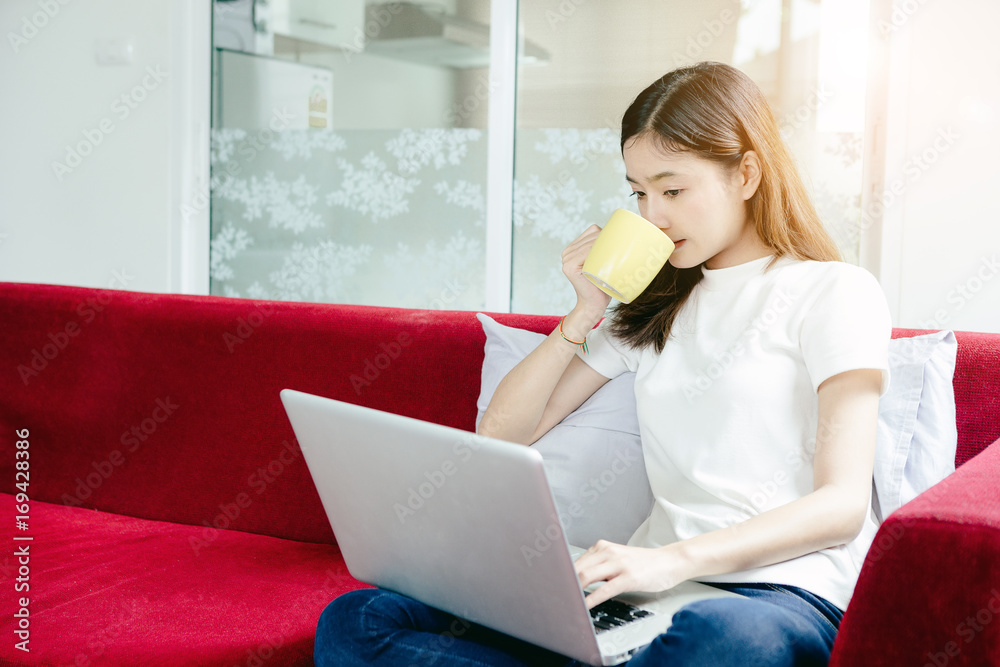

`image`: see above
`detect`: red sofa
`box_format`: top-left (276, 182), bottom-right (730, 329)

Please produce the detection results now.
top-left (0, 282), bottom-right (998, 666)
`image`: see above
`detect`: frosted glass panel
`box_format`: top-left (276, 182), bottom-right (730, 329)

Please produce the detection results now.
top-left (209, 127), bottom-right (487, 309)
top-left (210, 0), bottom-right (493, 309)
top-left (510, 129), bottom-right (635, 315)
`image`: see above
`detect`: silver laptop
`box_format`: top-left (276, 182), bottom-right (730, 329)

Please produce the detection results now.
top-left (280, 389), bottom-right (739, 666)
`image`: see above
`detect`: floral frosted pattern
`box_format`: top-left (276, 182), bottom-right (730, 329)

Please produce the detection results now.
top-left (433, 180), bottom-right (485, 217)
top-left (512, 128), bottom-right (636, 314)
top-left (213, 172), bottom-right (324, 233)
top-left (267, 241), bottom-right (373, 302)
top-left (210, 224), bottom-right (254, 282)
top-left (270, 130), bottom-right (347, 160)
top-left (511, 128), bottom-right (864, 314)
top-left (386, 128), bottom-right (483, 174)
top-left (210, 128), bottom-right (487, 309)
top-left (210, 127), bottom-right (862, 314)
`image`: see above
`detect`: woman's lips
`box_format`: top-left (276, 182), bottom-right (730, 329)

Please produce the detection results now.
top-left (672, 239), bottom-right (686, 249)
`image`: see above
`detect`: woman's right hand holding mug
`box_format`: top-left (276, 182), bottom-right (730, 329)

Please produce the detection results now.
top-left (561, 224), bottom-right (612, 336)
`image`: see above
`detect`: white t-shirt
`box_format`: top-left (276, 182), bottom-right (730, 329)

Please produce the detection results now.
top-left (578, 254), bottom-right (892, 611)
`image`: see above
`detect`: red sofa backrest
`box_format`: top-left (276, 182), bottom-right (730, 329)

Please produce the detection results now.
top-left (1, 283), bottom-right (998, 545)
top-left (0, 283), bottom-right (554, 545)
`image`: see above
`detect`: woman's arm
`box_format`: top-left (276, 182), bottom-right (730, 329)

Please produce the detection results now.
top-left (574, 367), bottom-right (882, 608)
top-left (478, 324), bottom-right (612, 445)
top-left (478, 226), bottom-right (613, 445)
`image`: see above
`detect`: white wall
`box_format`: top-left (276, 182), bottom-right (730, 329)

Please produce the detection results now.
top-left (498, 0), bottom-right (742, 130)
top-left (873, 0), bottom-right (1000, 333)
top-left (0, 0), bottom-right (210, 294)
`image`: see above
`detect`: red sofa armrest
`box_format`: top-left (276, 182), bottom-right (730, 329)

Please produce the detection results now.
top-left (831, 437), bottom-right (1000, 666)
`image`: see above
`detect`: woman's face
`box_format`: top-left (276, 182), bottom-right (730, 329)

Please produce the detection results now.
top-left (622, 133), bottom-right (767, 270)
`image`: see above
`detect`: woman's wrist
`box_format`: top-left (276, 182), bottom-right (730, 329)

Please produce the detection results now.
top-left (561, 305), bottom-right (604, 342)
top-left (660, 539), bottom-right (705, 583)
top-left (558, 316), bottom-right (589, 354)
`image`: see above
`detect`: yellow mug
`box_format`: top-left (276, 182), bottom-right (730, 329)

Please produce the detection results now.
top-left (582, 209), bottom-right (675, 303)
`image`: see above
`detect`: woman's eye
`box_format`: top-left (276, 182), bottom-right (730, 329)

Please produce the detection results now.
top-left (629, 191), bottom-right (646, 199)
top-left (665, 189), bottom-right (681, 197)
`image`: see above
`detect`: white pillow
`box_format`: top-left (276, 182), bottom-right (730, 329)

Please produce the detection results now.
top-left (872, 330), bottom-right (958, 523)
top-left (475, 314), bottom-right (654, 548)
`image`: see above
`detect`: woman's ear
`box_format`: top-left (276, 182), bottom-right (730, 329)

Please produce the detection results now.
top-left (739, 150), bottom-right (763, 201)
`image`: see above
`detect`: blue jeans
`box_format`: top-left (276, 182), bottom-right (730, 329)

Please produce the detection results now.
top-left (315, 583), bottom-right (843, 667)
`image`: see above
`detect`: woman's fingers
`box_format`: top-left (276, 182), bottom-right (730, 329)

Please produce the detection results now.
top-left (583, 580), bottom-right (628, 610)
top-left (562, 225), bottom-right (612, 311)
top-left (562, 225), bottom-right (602, 263)
top-left (574, 541), bottom-right (683, 609)
top-left (576, 542), bottom-right (632, 609)
top-left (575, 541), bottom-right (622, 588)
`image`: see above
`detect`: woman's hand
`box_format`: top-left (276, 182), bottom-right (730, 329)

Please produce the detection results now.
top-left (561, 225), bottom-right (612, 324)
top-left (574, 540), bottom-right (693, 609)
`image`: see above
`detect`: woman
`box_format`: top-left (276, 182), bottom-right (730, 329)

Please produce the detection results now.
top-left (315, 61), bottom-right (891, 666)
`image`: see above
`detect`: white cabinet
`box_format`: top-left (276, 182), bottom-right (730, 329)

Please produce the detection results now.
top-left (270, 0), bottom-right (365, 51)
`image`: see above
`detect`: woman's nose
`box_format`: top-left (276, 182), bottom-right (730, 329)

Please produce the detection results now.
top-left (643, 201), bottom-right (670, 231)
top-left (652, 219), bottom-right (671, 233)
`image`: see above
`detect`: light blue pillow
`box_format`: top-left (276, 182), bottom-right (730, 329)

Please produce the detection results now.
top-left (872, 330), bottom-right (958, 522)
top-left (475, 314), bottom-right (654, 547)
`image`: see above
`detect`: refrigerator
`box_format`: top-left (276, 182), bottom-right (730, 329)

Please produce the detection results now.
top-left (212, 48), bottom-right (333, 131)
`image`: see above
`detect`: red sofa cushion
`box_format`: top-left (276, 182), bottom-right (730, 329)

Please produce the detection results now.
top-left (0, 492), bottom-right (368, 666)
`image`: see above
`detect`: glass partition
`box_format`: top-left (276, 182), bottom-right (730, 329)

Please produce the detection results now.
top-left (209, 0), bottom-right (490, 310)
top-left (511, 0), bottom-right (871, 314)
top-left (209, 0), bottom-right (872, 314)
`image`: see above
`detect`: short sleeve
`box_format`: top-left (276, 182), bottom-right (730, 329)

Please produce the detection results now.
top-left (799, 265), bottom-right (892, 395)
top-left (576, 317), bottom-right (641, 379)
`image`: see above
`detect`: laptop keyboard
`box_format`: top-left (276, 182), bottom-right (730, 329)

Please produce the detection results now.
top-left (588, 599), bottom-right (653, 633)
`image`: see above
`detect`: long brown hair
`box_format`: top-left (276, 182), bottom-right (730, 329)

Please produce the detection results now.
top-left (609, 62), bottom-right (840, 352)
